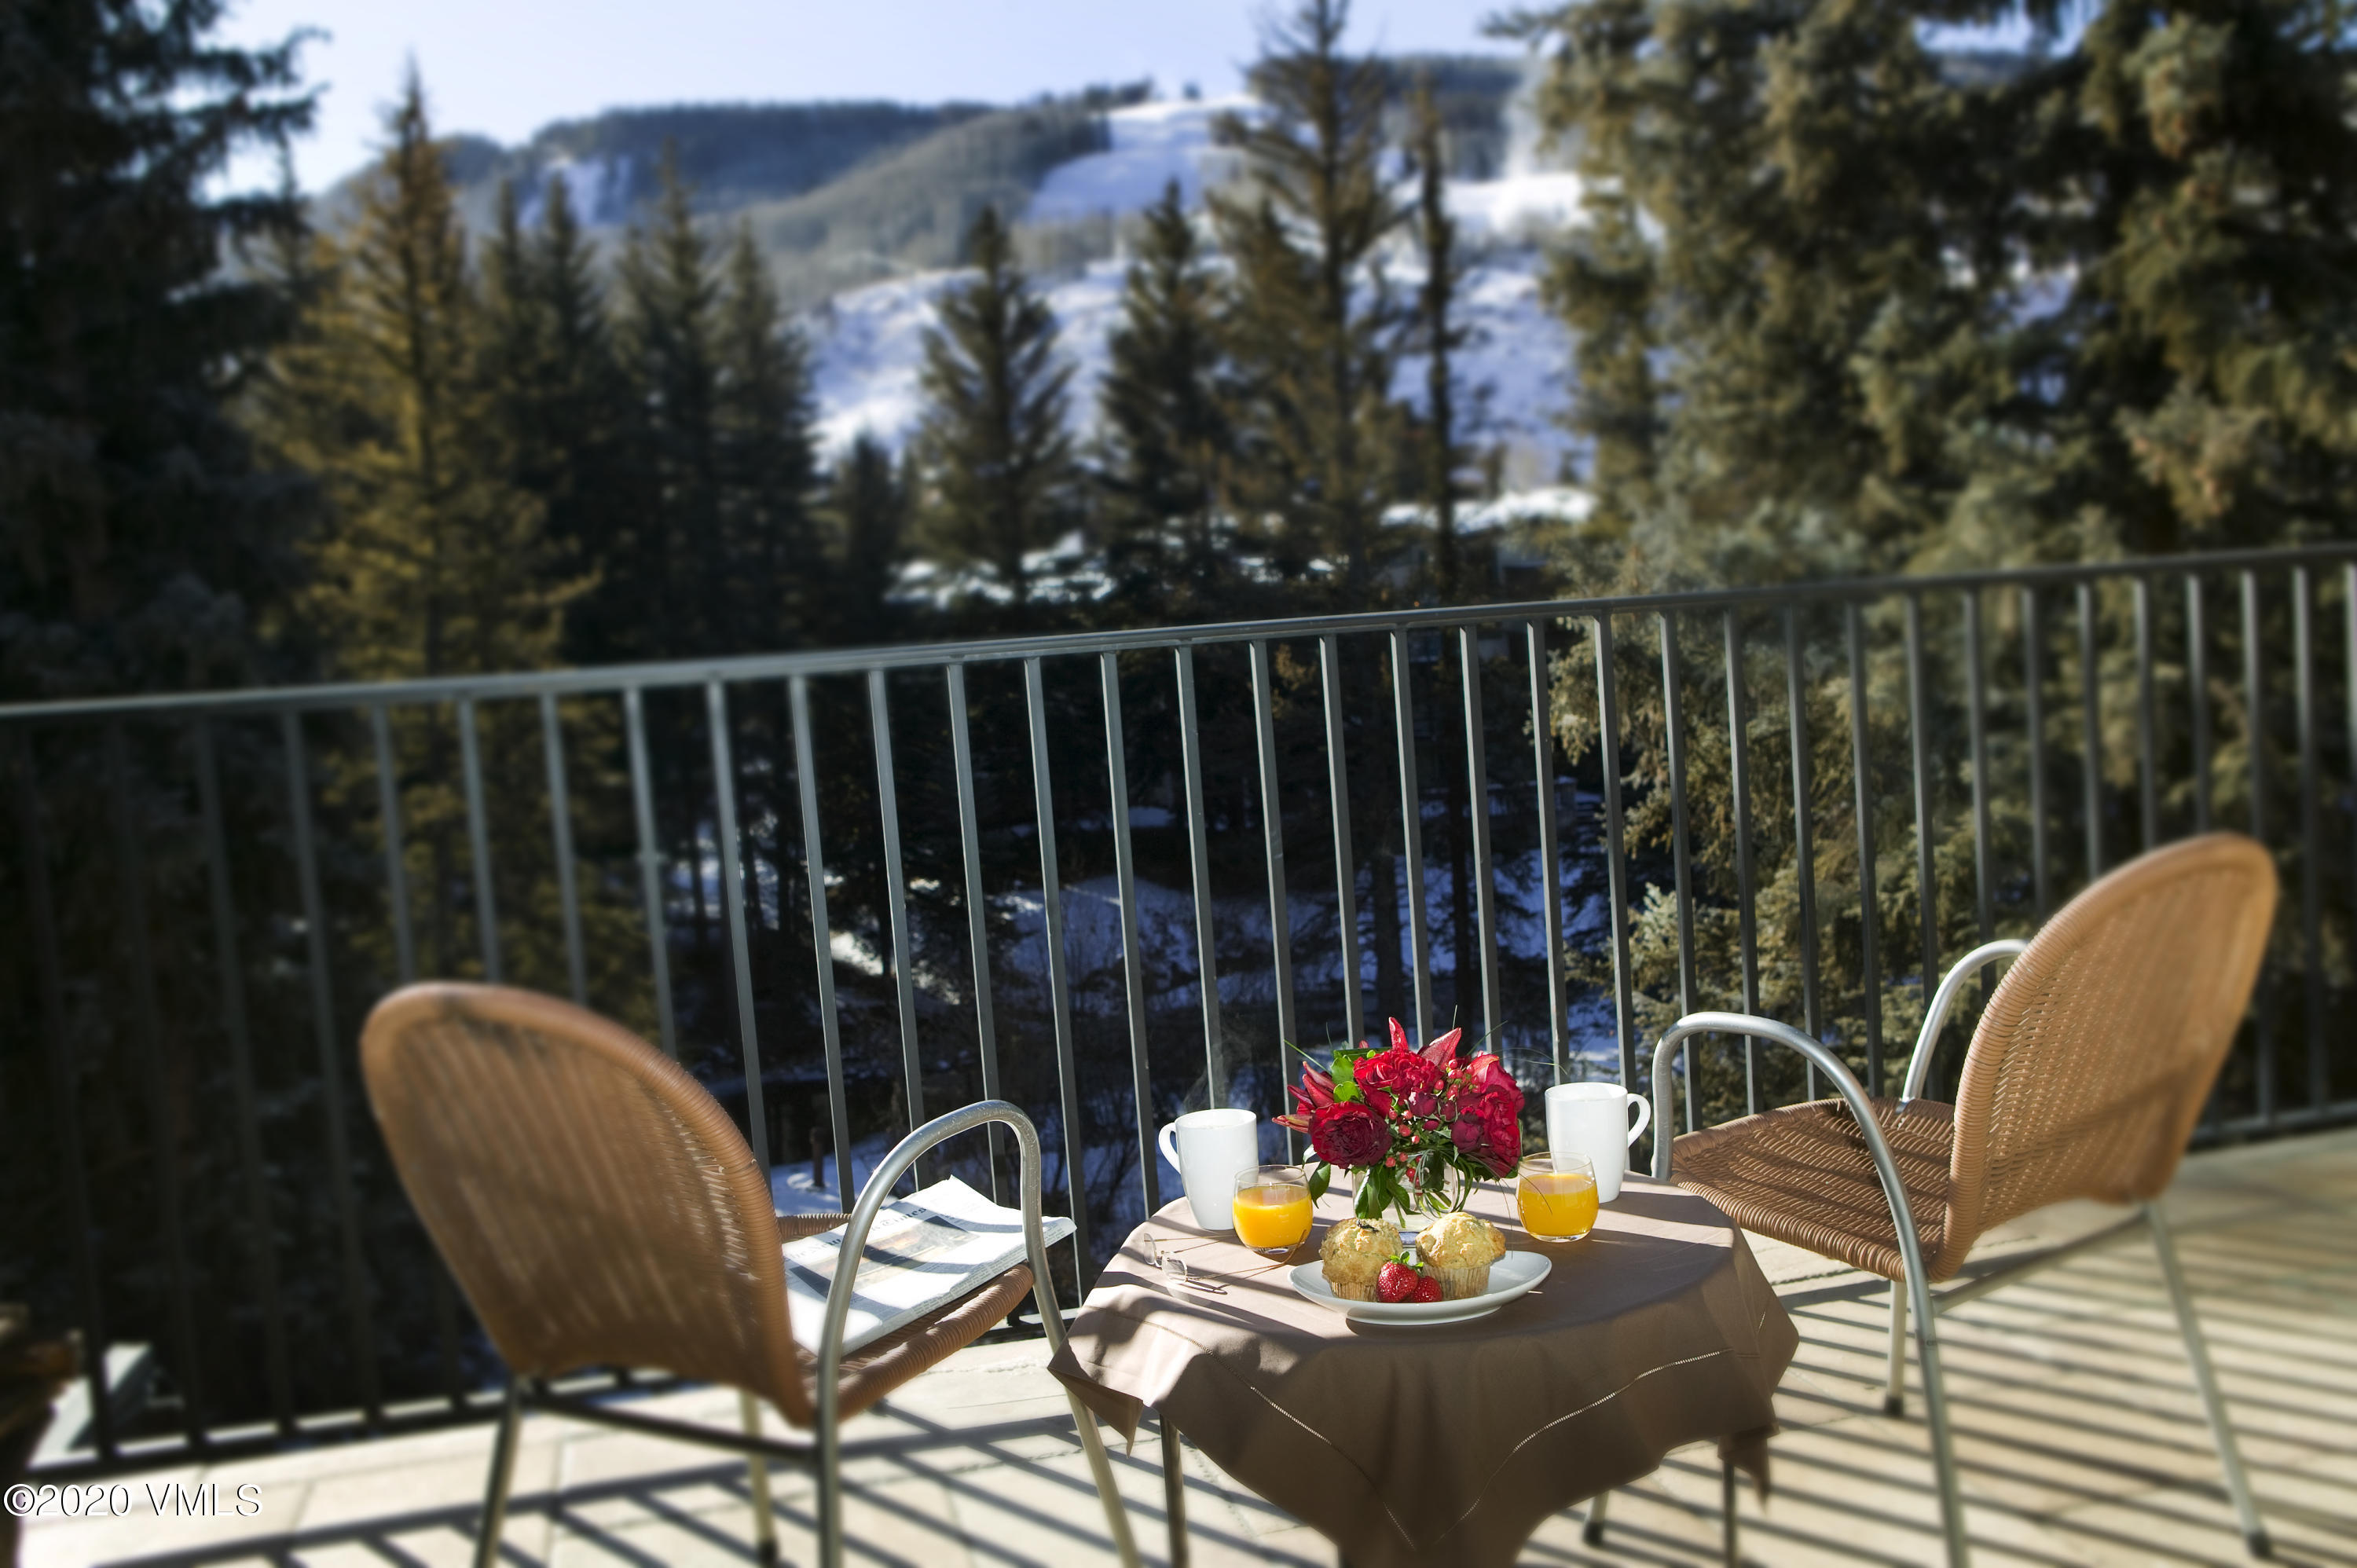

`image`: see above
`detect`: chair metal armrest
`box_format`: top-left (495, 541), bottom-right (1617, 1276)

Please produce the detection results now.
top-left (1648, 1013), bottom-right (1937, 1295)
top-left (814, 1101), bottom-right (1065, 1413)
top-left (1901, 940), bottom-right (2028, 1103)
top-left (812, 1100), bottom-right (1079, 1563)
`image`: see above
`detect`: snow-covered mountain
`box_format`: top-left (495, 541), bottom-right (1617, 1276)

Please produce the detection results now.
top-left (804, 89), bottom-right (1586, 491)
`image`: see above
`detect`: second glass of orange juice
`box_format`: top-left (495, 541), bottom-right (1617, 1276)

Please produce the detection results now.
top-left (1232, 1165), bottom-right (1314, 1257)
top-left (1517, 1152), bottom-right (1600, 1240)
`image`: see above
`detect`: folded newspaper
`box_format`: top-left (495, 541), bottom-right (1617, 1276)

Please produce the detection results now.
top-left (782, 1176), bottom-right (1073, 1355)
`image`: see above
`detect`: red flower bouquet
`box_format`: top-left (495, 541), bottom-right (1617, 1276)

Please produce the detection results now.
top-left (1276, 1018), bottom-right (1525, 1224)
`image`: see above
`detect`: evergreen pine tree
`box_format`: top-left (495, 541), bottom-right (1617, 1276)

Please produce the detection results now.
top-left (1406, 75), bottom-right (1472, 599)
top-left (0, 0), bottom-right (316, 698)
top-left (911, 206), bottom-right (1076, 606)
top-left (1213, 0), bottom-right (1403, 584)
top-left (1098, 180), bottom-right (1234, 592)
top-left (614, 147), bottom-right (723, 655)
top-left (258, 71), bottom-right (580, 987)
top-left (270, 73), bottom-right (571, 684)
top-left (827, 433), bottom-right (909, 643)
top-left (520, 173), bottom-right (634, 662)
top-left (1516, 0), bottom-right (2357, 570)
top-left (715, 224), bottom-right (821, 650)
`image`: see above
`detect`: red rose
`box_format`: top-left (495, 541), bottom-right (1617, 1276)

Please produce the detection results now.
top-left (1308, 1100), bottom-right (1392, 1170)
top-left (1475, 1097), bottom-right (1522, 1176)
top-left (1355, 1045), bottom-right (1442, 1116)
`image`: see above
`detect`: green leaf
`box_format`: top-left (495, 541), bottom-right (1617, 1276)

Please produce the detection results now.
top-left (1307, 1163), bottom-right (1331, 1203)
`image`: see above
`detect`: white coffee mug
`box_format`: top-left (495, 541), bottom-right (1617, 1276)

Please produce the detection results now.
top-left (1156, 1108), bottom-right (1259, 1230)
top-left (1544, 1083), bottom-right (1653, 1203)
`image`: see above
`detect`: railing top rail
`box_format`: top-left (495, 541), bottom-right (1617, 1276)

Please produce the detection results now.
top-left (3, 540), bottom-right (2352, 727)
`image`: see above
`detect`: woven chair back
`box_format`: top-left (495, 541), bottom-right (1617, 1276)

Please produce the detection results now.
top-left (361, 984), bottom-right (812, 1424)
top-left (1939, 833), bottom-right (2276, 1271)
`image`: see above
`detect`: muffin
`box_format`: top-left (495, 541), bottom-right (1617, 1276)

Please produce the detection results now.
top-left (1415, 1211), bottom-right (1507, 1299)
top-left (1318, 1217), bottom-right (1402, 1301)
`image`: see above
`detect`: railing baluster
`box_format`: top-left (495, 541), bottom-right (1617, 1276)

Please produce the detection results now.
top-left (1460, 628), bottom-right (1501, 1048)
top-left (2077, 582), bottom-right (2103, 883)
top-left (1250, 642), bottom-right (1297, 1110)
top-left (540, 692), bottom-right (588, 1005)
top-left (2346, 566), bottom-right (2357, 1033)
top-left (106, 724), bottom-right (203, 1444)
top-left (1658, 616), bottom-right (1696, 1126)
top-left (1727, 610), bottom-right (1760, 1114)
top-left (1101, 652), bottom-right (1160, 1211)
top-left (1175, 647), bottom-right (1224, 1105)
top-left (282, 710), bottom-right (380, 1424)
top-left (623, 688), bottom-right (679, 1059)
top-left (1965, 592), bottom-right (1994, 956)
top-left (194, 719), bottom-right (293, 1432)
top-left (2189, 577), bottom-right (2213, 833)
top-left (1846, 604), bottom-right (1884, 1099)
top-left (2022, 588), bottom-right (2050, 920)
top-left (870, 670), bottom-right (926, 1183)
top-left (1593, 616), bottom-right (1636, 1094)
top-left (371, 706), bottom-right (416, 985)
top-left (707, 680), bottom-right (770, 1176)
top-left (456, 697), bottom-right (502, 984)
top-left (1528, 621), bottom-right (1568, 1085)
top-left (15, 735), bottom-right (114, 1458)
top-left (2241, 571), bottom-right (2275, 1127)
top-left (1391, 629), bottom-right (1433, 1040)
top-left (1321, 636), bottom-right (1364, 1052)
top-left (2135, 577), bottom-right (2159, 851)
top-left (947, 665), bottom-right (1005, 1203)
top-left (2293, 569), bottom-right (2325, 1111)
top-left (1785, 606), bottom-right (1821, 1101)
top-left (1905, 597), bottom-right (1938, 1047)
top-left (1025, 657), bottom-right (1091, 1284)
top-left (790, 676), bottom-right (855, 1200)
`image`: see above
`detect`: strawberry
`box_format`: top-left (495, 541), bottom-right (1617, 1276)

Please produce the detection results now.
top-left (1377, 1258), bottom-right (1421, 1303)
top-left (1412, 1274), bottom-right (1444, 1303)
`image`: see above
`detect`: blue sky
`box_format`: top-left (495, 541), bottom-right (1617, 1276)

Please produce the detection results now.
top-left (220, 0), bottom-right (1527, 192)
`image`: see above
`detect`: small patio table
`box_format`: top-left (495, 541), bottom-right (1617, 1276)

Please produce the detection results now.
top-left (1048, 1176), bottom-right (1798, 1568)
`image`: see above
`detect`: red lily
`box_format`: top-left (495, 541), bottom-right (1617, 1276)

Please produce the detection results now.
top-left (1384, 1016), bottom-right (1464, 1068)
top-left (1274, 1061), bottom-right (1337, 1131)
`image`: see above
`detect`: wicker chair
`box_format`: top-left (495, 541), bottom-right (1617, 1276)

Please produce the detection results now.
top-left (1645, 833), bottom-right (2278, 1567)
top-left (360, 983), bottom-right (1140, 1568)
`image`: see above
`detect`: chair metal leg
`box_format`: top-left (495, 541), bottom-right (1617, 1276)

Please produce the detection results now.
top-left (1066, 1384), bottom-right (1142, 1568)
top-left (473, 1379), bottom-right (523, 1568)
top-left (1722, 1460), bottom-right (1739, 1567)
top-left (1160, 1414), bottom-right (1189, 1568)
top-left (740, 1392), bottom-right (779, 1567)
top-left (1582, 1486), bottom-right (1608, 1546)
top-left (1910, 1269), bottom-right (1972, 1566)
top-left (2146, 1203), bottom-right (2271, 1559)
top-left (1885, 1281), bottom-right (1908, 1416)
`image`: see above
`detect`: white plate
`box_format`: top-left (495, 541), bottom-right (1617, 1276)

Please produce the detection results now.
top-left (1288, 1251), bottom-right (1552, 1326)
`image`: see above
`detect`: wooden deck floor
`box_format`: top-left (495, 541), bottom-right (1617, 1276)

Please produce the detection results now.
top-left (21, 1127), bottom-right (2355, 1567)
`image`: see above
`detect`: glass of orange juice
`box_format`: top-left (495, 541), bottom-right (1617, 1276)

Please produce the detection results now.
top-left (1517, 1152), bottom-right (1600, 1241)
top-left (1232, 1165), bottom-right (1314, 1257)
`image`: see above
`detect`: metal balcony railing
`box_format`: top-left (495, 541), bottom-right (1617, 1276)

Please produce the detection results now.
top-left (5, 542), bottom-right (2355, 1473)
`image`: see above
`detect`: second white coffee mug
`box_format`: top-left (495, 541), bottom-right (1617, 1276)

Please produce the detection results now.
top-left (1543, 1083), bottom-right (1653, 1203)
top-left (1156, 1108), bottom-right (1259, 1230)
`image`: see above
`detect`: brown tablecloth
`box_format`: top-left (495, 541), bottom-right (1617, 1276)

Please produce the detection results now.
top-left (1047, 1178), bottom-right (1797, 1568)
